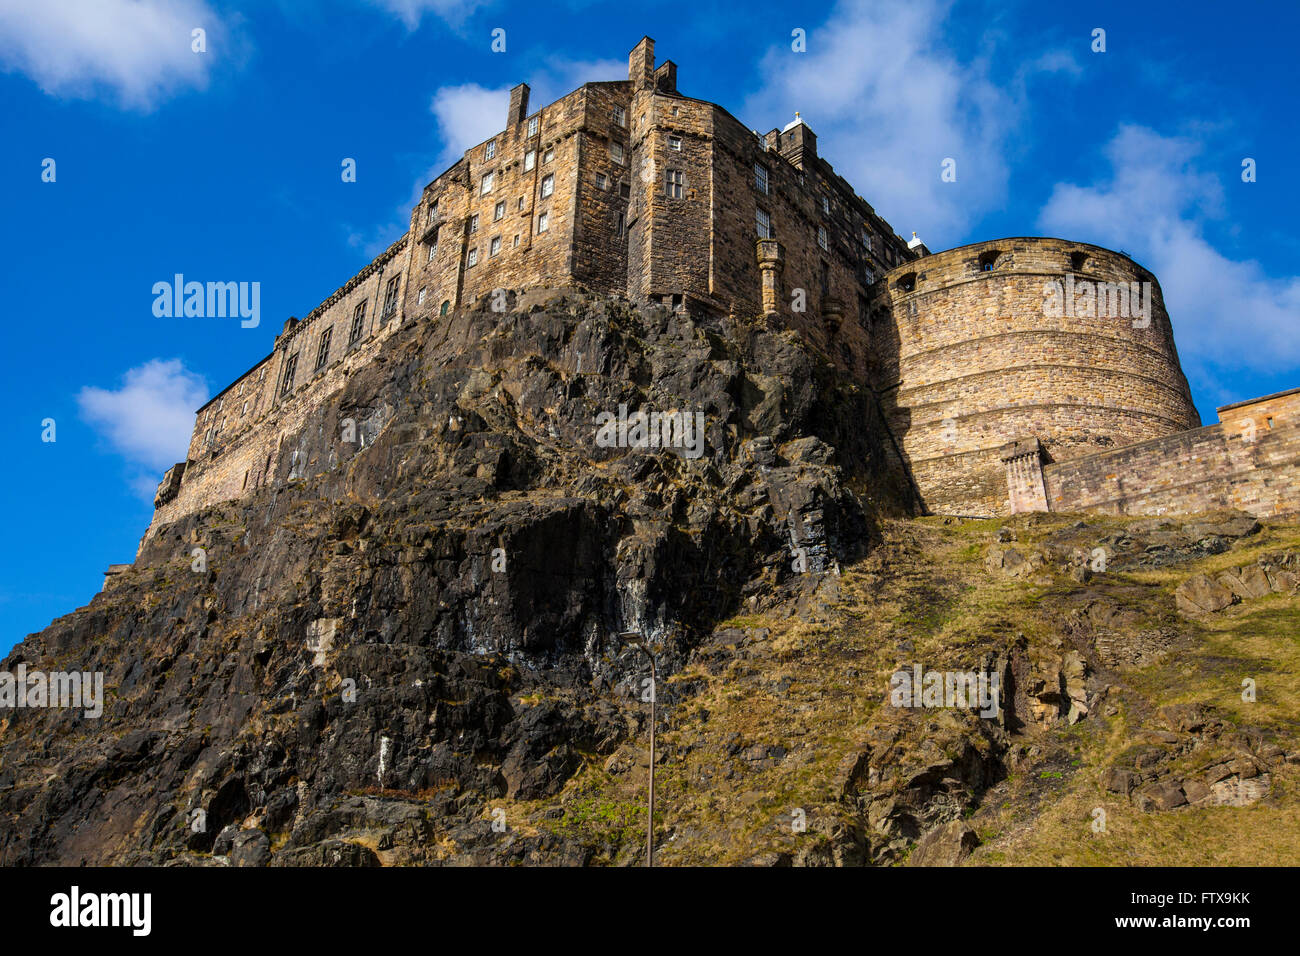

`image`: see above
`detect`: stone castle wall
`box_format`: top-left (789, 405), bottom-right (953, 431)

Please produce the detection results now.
top-left (1035, 389), bottom-right (1300, 518)
top-left (869, 237), bottom-right (1202, 516)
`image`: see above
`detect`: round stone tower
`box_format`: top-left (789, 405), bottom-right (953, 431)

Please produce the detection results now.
top-left (869, 237), bottom-right (1200, 516)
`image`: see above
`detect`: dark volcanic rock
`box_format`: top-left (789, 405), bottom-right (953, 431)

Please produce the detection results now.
top-left (0, 293), bottom-right (916, 865)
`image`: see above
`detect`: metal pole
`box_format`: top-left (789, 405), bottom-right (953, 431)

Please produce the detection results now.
top-left (647, 649), bottom-right (655, 868)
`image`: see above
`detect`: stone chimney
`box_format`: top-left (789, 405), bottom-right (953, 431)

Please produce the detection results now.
top-left (629, 36), bottom-right (655, 90)
top-left (654, 60), bottom-right (677, 94)
top-left (778, 112), bottom-right (817, 169)
top-left (507, 83), bottom-right (530, 127)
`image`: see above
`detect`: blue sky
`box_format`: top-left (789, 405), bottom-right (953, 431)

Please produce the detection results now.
top-left (2, 0), bottom-right (1297, 651)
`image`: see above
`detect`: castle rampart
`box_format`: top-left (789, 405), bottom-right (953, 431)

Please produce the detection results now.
top-left (869, 237), bottom-right (1201, 516)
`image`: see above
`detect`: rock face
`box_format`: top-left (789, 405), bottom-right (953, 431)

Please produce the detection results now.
top-left (0, 293), bottom-right (916, 865)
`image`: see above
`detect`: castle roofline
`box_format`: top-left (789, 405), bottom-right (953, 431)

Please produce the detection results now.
top-left (1217, 386), bottom-right (1300, 415)
top-left (876, 236), bottom-right (1158, 278)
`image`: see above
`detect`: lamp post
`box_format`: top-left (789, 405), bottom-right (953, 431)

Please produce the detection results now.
top-left (616, 629), bottom-right (656, 867)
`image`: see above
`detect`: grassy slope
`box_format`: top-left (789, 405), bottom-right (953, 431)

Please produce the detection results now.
top-left (498, 514), bottom-right (1300, 865)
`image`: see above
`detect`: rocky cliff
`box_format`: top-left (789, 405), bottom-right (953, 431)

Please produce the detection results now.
top-left (0, 291), bottom-right (917, 865)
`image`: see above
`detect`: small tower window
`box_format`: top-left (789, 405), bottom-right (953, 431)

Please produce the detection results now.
top-left (978, 249), bottom-right (1001, 271)
top-left (1069, 250), bottom-right (1088, 271)
top-left (896, 272), bottom-right (917, 293)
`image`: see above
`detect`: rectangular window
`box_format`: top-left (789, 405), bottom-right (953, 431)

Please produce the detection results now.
top-left (755, 162), bottom-right (769, 195)
top-left (467, 247), bottom-right (479, 267)
top-left (525, 149), bottom-right (536, 171)
top-left (490, 235), bottom-right (501, 257)
top-left (822, 196), bottom-right (830, 215)
top-left (862, 231), bottom-right (873, 252)
top-left (382, 275), bottom-right (400, 318)
top-left (469, 213), bottom-right (479, 233)
top-left (484, 140), bottom-right (496, 160)
top-left (513, 234), bottom-right (520, 247)
top-left (314, 327), bottom-right (332, 371)
top-left (417, 287), bottom-right (426, 305)
top-left (665, 169), bottom-right (684, 198)
top-left (349, 301), bottom-right (367, 344)
top-left (619, 182), bottom-right (630, 199)
top-left (596, 172), bottom-right (608, 190)
top-left (668, 135), bottom-right (682, 151)
top-left (818, 226), bottom-right (828, 251)
top-left (280, 353), bottom-right (298, 396)
top-left (609, 142), bottom-right (624, 165)
top-left (613, 105), bottom-right (626, 127)
top-left (242, 400), bottom-right (249, 416)
top-left (540, 173), bottom-right (554, 198)
top-left (428, 201), bottom-right (438, 221)
top-left (527, 116), bottom-right (539, 137)
top-left (494, 200), bottom-right (505, 221)
top-left (756, 207), bottom-right (772, 239)
top-left (543, 147), bottom-right (554, 164)
top-left (517, 196), bottom-right (525, 210)
top-left (537, 212), bottom-right (549, 233)
top-left (480, 172), bottom-right (494, 195)
top-left (428, 243), bottom-right (436, 262)
top-left (617, 211), bottom-right (625, 236)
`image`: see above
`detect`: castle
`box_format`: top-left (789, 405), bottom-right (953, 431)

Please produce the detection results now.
top-left (142, 36), bottom-right (1299, 553)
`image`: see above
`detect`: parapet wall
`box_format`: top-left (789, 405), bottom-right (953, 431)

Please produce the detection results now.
top-left (1039, 388), bottom-right (1300, 518)
top-left (872, 237), bottom-right (1201, 516)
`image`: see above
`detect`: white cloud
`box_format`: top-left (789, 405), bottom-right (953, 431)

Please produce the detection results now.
top-left (0, 0), bottom-right (223, 109)
top-left (1038, 124), bottom-right (1300, 384)
top-left (740, 0), bottom-right (1022, 242)
top-left (78, 360), bottom-right (209, 494)
top-left (364, 0), bottom-right (487, 30)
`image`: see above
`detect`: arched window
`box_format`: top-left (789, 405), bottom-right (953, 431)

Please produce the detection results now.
top-left (440, 300), bottom-right (450, 316)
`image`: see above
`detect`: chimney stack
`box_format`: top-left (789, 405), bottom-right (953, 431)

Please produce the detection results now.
top-left (629, 36), bottom-right (655, 90)
top-left (507, 82), bottom-right (530, 127)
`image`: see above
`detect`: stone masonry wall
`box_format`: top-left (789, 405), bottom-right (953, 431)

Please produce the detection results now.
top-left (1040, 389), bottom-right (1300, 518)
top-left (870, 237), bottom-right (1201, 516)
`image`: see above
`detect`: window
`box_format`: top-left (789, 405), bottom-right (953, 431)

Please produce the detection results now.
top-left (525, 149), bottom-right (536, 171)
top-left (428, 201), bottom-right (438, 221)
top-left (440, 300), bottom-right (450, 316)
top-left (242, 400), bottom-right (249, 416)
top-left (537, 212), bottom-right (549, 233)
top-left (280, 353), bottom-right (298, 396)
top-left (484, 140), bottom-right (496, 160)
top-left (490, 236), bottom-right (501, 257)
top-left (417, 287), bottom-right (426, 305)
top-left (527, 116), bottom-right (539, 137)
top-left (314, 327), bottom-right (332, 371)
top-left (467, 247), bottom-right (479, 267)
top-left (864, 268), bottom-right (875, 284)
top-left (258, 367), bottom-right (266, 383)
top-left (818, 226), bottom-right (828, 251)
top-left (754, 162), bottom-right (769, 195)
top-left (613, 105), bottom-right (626, 127)
top-left (668, 135), bottom-right (682, 151)
top-left (862, 231), bottom-right (873, 252)
top-left (494, 200), bottom-right (505, 221)
top-left (382, 275), bottom-right (400, 318)
top-left (596, 172), bottom-right (609, 190)
top-left (540, 173), bottom-right (554, 198)
top-left (617, 211), bottom-right (624, 236)
top-left (480, 172), bottom-right (494, 195)
top-left (756, 207), bottom-right (772, 239)
top-left (428, 243), bottom-right (437, 262)
top-left (822, 196), bottom-right (830, 215)
top-left (665, 169), bottom-right (684, 198)
top-left (671, 106), bottom-right (679, 116)
top-left (349, 302), bottom-right (366, 344)
top-left (517, 197), bottom-right (525, 210)
top-left (513, 234), bottom-right (520, 247)
top-left (543, 147), bottom-right (554, 164)
top-left (619, 181), bottom-right (631, 199)
top-left (469, 213), bottom-right (479, 233)
top-left (609, 142), bottom-right (624, 165)
top-left (1069, 250), bottom-right (1087, 271)
top-left (978, 249), bottom-right (1001, 271)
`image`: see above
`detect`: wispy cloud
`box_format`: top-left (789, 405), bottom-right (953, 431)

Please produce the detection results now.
top-left (362, 0), bottom-right (490, 30)
top-left (78, 359), bottom-right (209, 497)
top-left (741, 0), bottom-right (1026, 242)
top-left (1038, 124), bottom-right (1300, 390)
top-left (0, 0), bottom-right (226, 110)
